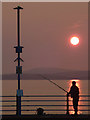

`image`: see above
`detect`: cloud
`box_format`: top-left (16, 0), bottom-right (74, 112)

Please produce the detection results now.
top-left (68, 21), bottom-right (84, 30)
top-left (71, 23), bottom-right (81, 29)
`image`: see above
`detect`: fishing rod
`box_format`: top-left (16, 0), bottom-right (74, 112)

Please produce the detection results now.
top-left (40, 74), bottom-right (68, 93)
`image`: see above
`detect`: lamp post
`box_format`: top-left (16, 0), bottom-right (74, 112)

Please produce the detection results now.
top-left (14, 6), bottom-right (24, 116)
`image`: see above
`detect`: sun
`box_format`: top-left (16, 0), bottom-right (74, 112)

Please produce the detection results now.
top-left (70, 36), bottom-right (79, 46)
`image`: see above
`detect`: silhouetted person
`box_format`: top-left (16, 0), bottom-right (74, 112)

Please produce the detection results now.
top-left (68, 81), bottom-right (79, 115)
top-left (37, 108), bottom-right (44, 115)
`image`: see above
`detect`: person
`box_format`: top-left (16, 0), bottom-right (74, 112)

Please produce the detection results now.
top-left (68, 81), bottom-right (79, 115)
top-left (37, 108), bottom-right (44, 115)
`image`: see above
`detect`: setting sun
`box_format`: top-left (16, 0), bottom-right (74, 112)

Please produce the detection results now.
top-left (70, 36), bottom-right (79, 46)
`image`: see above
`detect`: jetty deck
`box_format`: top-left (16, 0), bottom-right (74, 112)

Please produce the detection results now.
top-left (1, 114), bottom-right (90, 120)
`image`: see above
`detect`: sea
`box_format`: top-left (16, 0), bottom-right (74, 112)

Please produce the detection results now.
top-left (2, 79), bottom-right (89, 115)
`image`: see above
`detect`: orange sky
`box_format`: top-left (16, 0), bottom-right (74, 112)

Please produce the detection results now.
top-left (2, 2), bottom-right (88, 74)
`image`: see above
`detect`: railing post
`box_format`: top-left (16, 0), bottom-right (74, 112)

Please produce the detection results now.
top-left (16, 95), bottom-right (21, 116)
top-left (66, 93), bottom-right (69, 115)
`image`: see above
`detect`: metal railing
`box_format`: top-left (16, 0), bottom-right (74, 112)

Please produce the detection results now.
top-left (0, 94), bottom-right (90, 115)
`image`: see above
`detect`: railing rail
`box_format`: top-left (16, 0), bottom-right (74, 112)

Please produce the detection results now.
top-left (0, 95), bottom-right (90, 97)
top-left (0, 94), bottom-right (90, 115)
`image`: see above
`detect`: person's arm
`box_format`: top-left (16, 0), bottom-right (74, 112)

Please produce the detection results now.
top-left (68, 87), bottom-right (72, 94)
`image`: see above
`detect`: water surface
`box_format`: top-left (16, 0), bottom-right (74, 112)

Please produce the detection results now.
top-left (2, 79), bottom-right (88, 115)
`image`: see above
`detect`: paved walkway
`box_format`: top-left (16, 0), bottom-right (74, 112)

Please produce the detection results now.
top-left (1, 114), bottom-right (90, 120)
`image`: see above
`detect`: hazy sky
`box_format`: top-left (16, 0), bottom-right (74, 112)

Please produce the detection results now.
top-left (2, 2), bottom-right (88, 74)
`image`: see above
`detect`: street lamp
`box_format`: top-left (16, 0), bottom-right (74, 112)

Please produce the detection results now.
top-left (14, 6), bottom-right (24, 116)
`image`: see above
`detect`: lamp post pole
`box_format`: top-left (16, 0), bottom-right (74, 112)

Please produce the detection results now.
top-left (14, 6), bottom-right (24, 116)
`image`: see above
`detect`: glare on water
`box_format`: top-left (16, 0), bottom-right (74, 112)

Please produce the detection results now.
top-left (69, 79), bottom-right (81, 114)
top-left (68, 79), bottom-right (88, 115)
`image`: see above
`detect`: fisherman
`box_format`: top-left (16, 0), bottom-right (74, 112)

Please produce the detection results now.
top-left (68, 81), bottom-right (79, 115)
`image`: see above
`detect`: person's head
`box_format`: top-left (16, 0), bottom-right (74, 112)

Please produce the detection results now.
top-left (72, 81), bottom-right (76, 86)
top-left (37, 108), bottom-right (44, 115)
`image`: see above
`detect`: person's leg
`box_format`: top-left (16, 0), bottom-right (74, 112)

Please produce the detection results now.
top-left (73, 98), bottom-right (78, 115)
top-left (73, 99), bottom-right (75, 114)
top-left (75, 106), bottom-right (78, 115)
